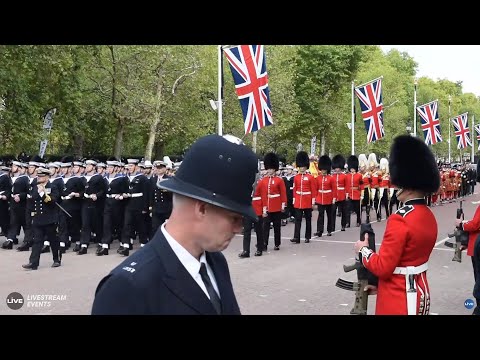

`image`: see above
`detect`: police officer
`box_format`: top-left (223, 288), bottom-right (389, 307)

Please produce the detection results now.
top-left (22, 167), bottom-right (61, 270)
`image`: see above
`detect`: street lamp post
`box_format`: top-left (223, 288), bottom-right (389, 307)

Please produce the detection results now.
top-left (448, 95), bottom-right (452, 163)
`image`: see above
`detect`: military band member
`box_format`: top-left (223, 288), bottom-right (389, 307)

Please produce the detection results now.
top-left (290, 151), bottom-right (316, 243)
top-left (97, 159), bottom-right (129, 256)
top-left (257, 152), bottom-right (287, 251)
top-left (3, 161), bottom-right (29, 250)
top-left (22, 167), bottom-right (61, 270)
top-left (314, 155), bottom-right (335, 237)
top-left (354, 135), bottom-right (439, 315)
top-left (331, 154), bottom-right (347, 232)
top-left (0, 163), bottom-right (12, 237)
top-left (150, 160), bottom-right (173, 238)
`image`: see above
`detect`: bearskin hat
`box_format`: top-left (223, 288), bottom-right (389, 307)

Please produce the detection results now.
top-left (264, 152), bottom-right (279, 171)
top-left (389, 135), bottom-right (440, 193)
top-left (347, 155), bottom-right (359, 172)
top-left (318, 155), bottom-right (332, 172)
top-left (332, 154), bottom-right (345, 170)
top-left (295, 151), bottom-right (309, 168)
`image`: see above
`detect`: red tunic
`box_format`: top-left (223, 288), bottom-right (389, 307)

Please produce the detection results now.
top-left (251, 185), bottom-right (263, 217)
top-left (292, 173), bottom-right (317, 209)
top-left (258, 175), bottom-right (287, 213)
top-left (360, 199), bottom-right (437, 315)
top-left (345, 172), bottom-right (362, 201)
top-left (461, 205), bottom-right (480, 257)
top-left (332, 172), bottom-right (347, 202)
top-left (315, 174), bottom-right (336, 205)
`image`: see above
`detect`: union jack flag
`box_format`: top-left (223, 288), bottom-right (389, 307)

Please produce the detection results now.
top-left (452, 112), bottom-right (472, 149)
top-left (475, 124), bottom-right (480, 150)
top-left (224, 45), bottom-right (273, 134)
top-left (417, 100), bottom-right (442, 145)
top-left (354, 77), bottom-right (384, 143)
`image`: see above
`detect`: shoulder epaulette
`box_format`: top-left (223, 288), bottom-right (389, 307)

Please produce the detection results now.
top-left (395, 204), bottom-right (414, 218)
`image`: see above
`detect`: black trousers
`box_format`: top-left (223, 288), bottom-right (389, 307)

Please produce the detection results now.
top-left (348, 199), bottom-right (361, 226)
top-left (242, 217), bottom-right (264, 253)
top-left (30, 224), bottom-right (59, 266)
top-left (293, 208), bottom-right (312, 240)
top-left (317, 204), bottom-right (333, 234)
top-left (102, 201), bottom-right (125, 245)
top-left (377, 190), bottom-right (390, 218)
top-left (122, 208), bottom-right (148, 245)
top-left (389, 190), bottom-right (399, 214)
top-left (0, 202), bottom-right (9, 235)
top-left (263, 211), bottom-right (282, 247)
top-left (58, 209), bottom-right (81, 244)
top-left (332, 201), bottom-right (348, 231)
top-left (81, 204), bottom-right (103, 245)
top-left (7, 206), bottom-right (26, 242)
top-left (152, 212), bottom-right (170, 239)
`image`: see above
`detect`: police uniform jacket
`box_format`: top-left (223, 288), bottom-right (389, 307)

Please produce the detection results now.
top-left (150, 175), bottom-right (173, 215)
top-left (31, 181), bottom-right (60, 226)
top-left (91, 229), bottom-right (241, 315)
top-left (10, 174), bottom-right (29, 210)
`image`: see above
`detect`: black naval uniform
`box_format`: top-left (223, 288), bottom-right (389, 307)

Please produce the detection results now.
top-left (0, 172), bottom-right (12, 236)
top-left (98, 174), bottom-right (129, 254)
top-left (150, 174), bottom-right (173, 238)
top-left (59, 175), bottom-right (84, 251)
top-left (41, 175), bottom-right (65, 252)
top-left (120, 172), bottom-right (149, 255)
top-left (26, 180), bottom-right (60, 268)
top-left (4, 174), bottom-right (29, 248)
top-left (79, 173), bottom-right (106, 254)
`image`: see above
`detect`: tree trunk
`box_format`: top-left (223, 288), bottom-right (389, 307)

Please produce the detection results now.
top-left (113, 118), bottom-right (124, 159)
top-left (145, 117), bottom-right (161, 161)
top-left (154, 140), bottom-right (165, 160)
top-left (73, 133), bottom-right (84, 158)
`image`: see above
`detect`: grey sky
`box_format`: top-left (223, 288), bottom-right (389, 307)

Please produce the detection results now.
top-left (380, 45), bottom-right (480, 97)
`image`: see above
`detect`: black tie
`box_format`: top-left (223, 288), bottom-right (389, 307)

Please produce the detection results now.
top-left (199, 262), bottom-right (222, 314)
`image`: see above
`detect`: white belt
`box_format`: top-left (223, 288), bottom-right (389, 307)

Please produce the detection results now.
top-left (318, 190), bottom-right (332, 193)
top-left (268, 194), bottom-right (280, 198)
top-left (84, 193), bottom-right (95, 199)
top-left (393, 262), bottom-right (428, 275)
top-left (337, 187), bottom-right (345, 190)
top-left (252, 197), bottom-right (261, 201)
top-left (296, 191), bottom-right (311, 195)
top-left (27, 194), bottom-right (32, 199)
top-left (106, 194), bottom-right (123, 198)
top-left (61, 196), bottom-right (73, 200)
top-left (289, 187), bottom-right (293, 190)
top-left (393, 262), bottom-right (428, 315)
top-left (130, 193), bottom-right (143, 198)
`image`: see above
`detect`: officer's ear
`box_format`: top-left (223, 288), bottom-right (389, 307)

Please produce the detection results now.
top-left (195, 200), bottom-right (208, 219)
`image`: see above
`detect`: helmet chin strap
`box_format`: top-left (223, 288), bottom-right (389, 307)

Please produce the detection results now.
top-left (396, 188), bottom-right (404, 197)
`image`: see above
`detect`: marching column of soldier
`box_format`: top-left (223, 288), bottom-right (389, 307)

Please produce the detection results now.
top-left (0, 155), bottom-right (175, 269)
top-left (238, 150), bottom-right (477, 258)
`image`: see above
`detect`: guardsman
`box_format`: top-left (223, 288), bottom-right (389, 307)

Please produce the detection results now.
top-left (118, 158), bottom-right (149, 256)
top-left (78, 159), bottom-right (106, 255)
top-left (22, 167), bottom-right (61, 270)
top-left (257, 152), bottom-right (287, 251)
top-left (290, 151), bottom-right (317, 243)
top-left (150, 160), bottom-right (173, 238)
top-left (314, 155), bottom-right (335, 237)
top-left (0, 162), bottom-right (12, 238)
top-left (97, 158), bottom-right (129, 256)
top-left (354, 135), bottom-right (439, 315)
top-left (3, 160), bottom-right (29, 250)
top-left (345, 155), bottom-right (362, 227)
top-left (331, 154), bottom-right (347, 232)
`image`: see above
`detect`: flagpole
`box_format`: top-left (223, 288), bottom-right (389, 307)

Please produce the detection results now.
top-left (472, 114), bottom-right (475, 163)
top-left (351, 80), bottom-right (355, 155)
top-left (218, 45), bottom-right (223, 136)
top-left (252, 131), bottom-right (257, 154)
top-left (448, 95), bottom-right (452, 163)
top-left (413, 79), bottom-right (418, 137)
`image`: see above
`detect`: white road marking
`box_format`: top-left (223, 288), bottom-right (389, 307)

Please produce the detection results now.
top-left (339, 303), bottom-right (349, 307)
top-left (259, 294), bottom-right (268, 298)
top-left (298, 299), bottom-right (307, 302)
